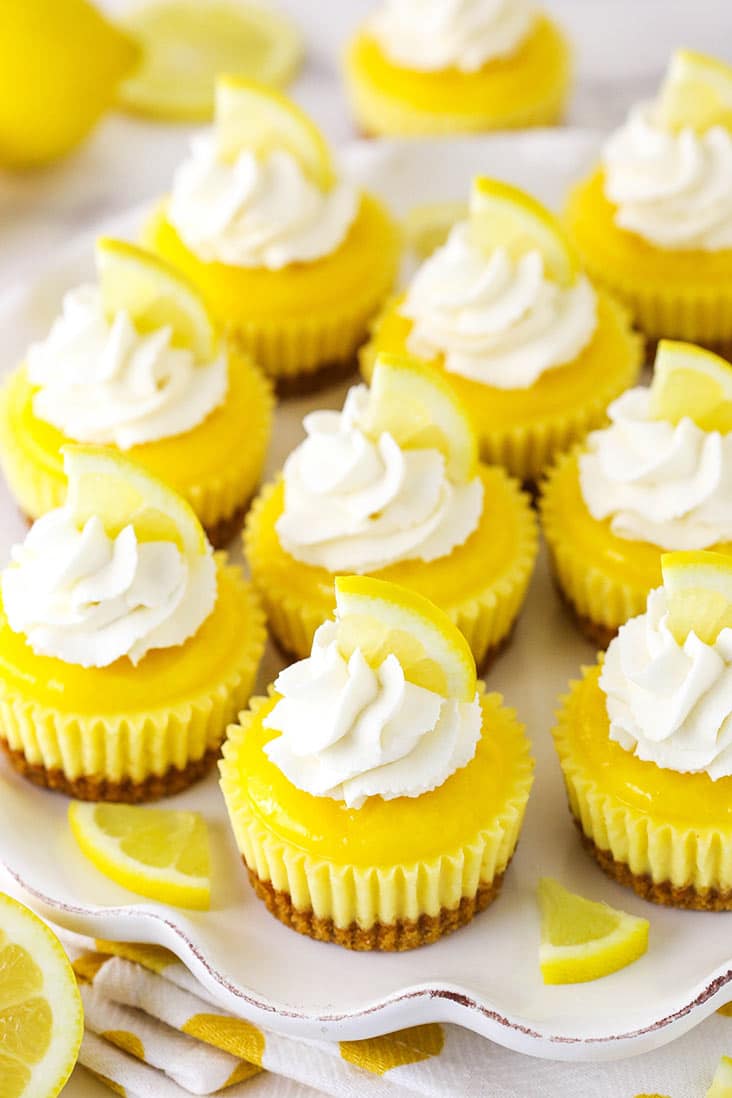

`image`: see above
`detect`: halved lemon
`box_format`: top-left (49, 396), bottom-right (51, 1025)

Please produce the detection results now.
top-left (662, 550), bottom-right (732, 647)
top-left (117, 0), bottom-right (302, 121)
top-left (215, 75), bottom-right (334, 188)
top-left (649, 339), bottom-right (732, 433)
top-left (707, 1056), bottom-right (732, 1097)
top-left (656, 49), bottom-right (732, 133)
top-left (538, 878), bottom-right (649, 985)
top-left (96, 237), bottom-right (217, 363)
top-left (63, 446), bottom-right (208, 559)
top-left (469, 176), bottom-right (579, 286)
top-left (0, 892), bottom-right (84, 1097)
top-left (334, 575), bottom-right (476, 701)
top-left (365, 353), bottom-right (478, 482)
top-left (403, 200), bottom-right (468, 259)
top-left (69, 802), bottom-right (211, 910)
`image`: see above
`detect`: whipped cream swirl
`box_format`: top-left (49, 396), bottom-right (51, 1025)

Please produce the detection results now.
top-left (603, 102), bottom-right (732, 250)
top-left (580, 388), bottom-right (732, 549)
top-left (401, 223), bottom-right (597, 388)
top-left (369, 0), bottom-right (535, 72)
top-left (601, 588), bottom-right (732, 779)
top-left (168, 137), bottom-right (358, 269)
top-left (264, 621), bottom-right (482, 807)
top-left (27, 286), bottom-right (227, 450)
top-left (276, 385), bottom-right (483, 573)
top-left (1, 509), bottom-right (216, 668)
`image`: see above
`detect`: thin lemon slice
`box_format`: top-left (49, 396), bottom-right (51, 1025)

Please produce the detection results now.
top-left (96, 237), bottom-right (217, 363)
top-left (656, 49), bottom-right (732, 133)
top-left (470, 176), bottom-right (579, 286)
top-left (215, 75), bottom-right (335, 188)
top-left (404, 200), bottom-right (468, 260)
top-left (365, 353), bottom-right (477, 482)
top-left (0, 892), bottom-right (83, 1097)
top-left (69, 802), bottom-right (211, 910)
top-left (649, 339), bottom-right (732, 433)
top-left (63, 446), bottom-right (208, 559)
top-left (707, 1056), bottom-right (732, 1097)
top-left (334, 575), bottom-right (476, 701)
top-left (117, 0), bottom-right (302, 121)
top-left (662, 550), bottom-right (732, 647)
top-left (538, 878), bottom-right (649, 985)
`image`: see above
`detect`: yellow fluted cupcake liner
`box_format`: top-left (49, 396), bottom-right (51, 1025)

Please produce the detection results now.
top-left (220, 691), bottom-right (533, 946)
top-left (540, 448), bottom-right (732, 644)
top-left (0, 351), bottom-right (273, 545)
top-left (554, 666), bottom-right (732, 907)
top-left (143, 195), bottom-right (402, 384)
top-left (343, 15), bottom-right (571, 137)
top-left (244, 464), bottom-right (538, 666)
top-left (566, 171), bottom-right (732, 347)
top-left (361, 291), bottom-right (643, 484)
top-left (0, 562), bottom-right (266, 801)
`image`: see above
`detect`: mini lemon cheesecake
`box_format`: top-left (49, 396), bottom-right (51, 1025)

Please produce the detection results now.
top-left (144, 77), bottom-right (401, 390)
top-left (343, 0), bottom-right (571, 137)
top-left (554, 550), bottom-right (732, 911)
top-left (0, 238), bottom-right (273, 548)
top-left (566, 50), bottom-right (732, 347)
top-left (221, 576), bottom-right (533, 950)
top-left (0, 449), bottom-right (265, 802)
top-left (362, 177), bottom-right (643, 485)
top-left (541, 341), bottom-right (732, 646)
top-left (245, 352), bottom-right (538, 667)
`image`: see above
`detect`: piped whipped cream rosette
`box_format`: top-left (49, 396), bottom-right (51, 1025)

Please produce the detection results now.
top-left (245, 352), bottom-right (538, 666)
top-left (553, 550), bottom-right (732, 910)
top-left (143, 76), bottom-right (400, 384)
top-left (566, 49), bottom-right (732, 344)
top-left (0, 447), bottom-right (265, 802)
top-left (541, 340), bottom-right (732, 647)
top-left (220, 575), bottom-right (533, 950)
top-left (362, 177), bottom-right (642, 483)
top-left (0, 237), bottom-right (273, 548)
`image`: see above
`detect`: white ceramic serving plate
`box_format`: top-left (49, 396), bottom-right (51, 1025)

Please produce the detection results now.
top-left (4, 134), bottom-right (732, 1063)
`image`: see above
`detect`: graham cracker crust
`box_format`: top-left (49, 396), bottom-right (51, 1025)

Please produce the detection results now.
top-left (550, 572), bottom-right (618, 649)
top-left (576, 823), bottom-right (732, 912)
top-left (273, 355), bottom-right (357, 399)
top-left (0, 740), bottom-right (219, 803)
top-left (245, 863), bottom-right (505, 950)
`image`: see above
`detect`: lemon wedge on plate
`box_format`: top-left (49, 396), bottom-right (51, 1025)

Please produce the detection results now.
top-left (365, 353), bottom-right (478, 483)
top-left (656, 49), bottom-right (732, 133)
top-left (69, 802), bottom-right (211, 910)
top-left (662, 550), bottom-right (732, 647)
top-left (403, 201), bottom-right (468, 259)
top-left (215, 75), bottom-right (334, 188)
top-left (334, 575), bottom-right (476, 701)
top-left (0, 892), bottom-right (83, 1096)
top-left (96, 237), bottom-right (218, 363)
top-left (538, 878), bottom-right (649, 985)
top-left (649, 340), bottom-right (732, 433)
top-left (470, 176), bottom-right (579, 286)
top-left (707, 1056), bottom-right (732, 1097)
top-left (117, 0), bottom-right (302, 121)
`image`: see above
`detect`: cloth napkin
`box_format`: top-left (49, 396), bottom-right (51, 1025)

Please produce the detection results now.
top-left (57, 927), bottom-right (732, 1098)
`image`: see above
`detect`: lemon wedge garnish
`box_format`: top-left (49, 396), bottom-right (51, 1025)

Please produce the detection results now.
top-left (215, 75), bottom-right (335, 188)
top-left (117, 0), bottom-right (302, 122)
top-left (707, 1056), bottom-right (732, 1097)
top-left (0, 0), bottom-right (138, 169)
top-left (63, 446), bottom-right (208, 560)
top-left (69, 802), bottom-right (211, 910)
top-left (469, 176), bottom-right (579, 287)
top-left (538, 878), bottom-right (649, 985)
top-left (656, 49), bottom-right (732, 133)
top-left (649, 339), bottom-right (732, 433)
top-left (0, 892), bottom-right (84, 1097)
top-left (404, 201), bottom-right (468, 259)
top-left (96, 237), bottom-right (217, 363)
top-left (334, 575), bottom-right (476, 702)
top-left (365, 353), bottom-right (478, 483)
top-left (662, 550), bottom-right (732, 647)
